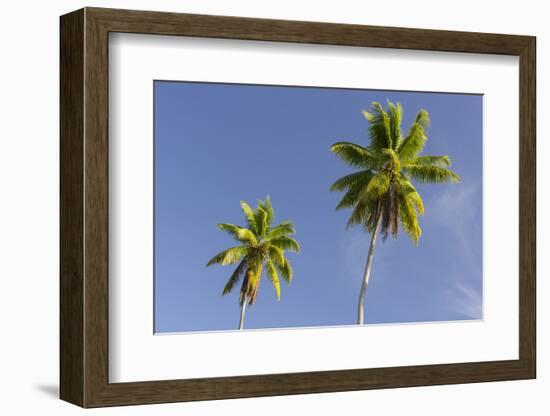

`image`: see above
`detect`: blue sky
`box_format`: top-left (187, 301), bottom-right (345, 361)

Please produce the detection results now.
top-left (154, 81), bottom-right (483, 333)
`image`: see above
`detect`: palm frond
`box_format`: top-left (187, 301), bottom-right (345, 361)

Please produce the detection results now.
top-left (403, 164), bottom-right (461, 184)
top-left (330, 169), bottom-right (373, 192)
top-left (242, 257), bottom-right (263, 305)
top-left (258, 196), bottom-right (274, 227)
top-left (330, 142), bottom-right (379, 168)
top-left (240, 201), bottom-right (257, 234)
top-left (266, 259), bottom-right (281, 301)
top-left (410, 155), bottom-right (451, 167)
top-left (398, 122), bottom-right (427, 161)
top-left (270, 236), bottom-right (300, 252)
top-left (381, 148), bottom-right (401, 172)
top-left (394, 175), bottom-right (424, 216)
top-left (267, 221), bottom-right (295, 239)
top-left (206, 246), bottom-right (248, 266)
top-left (334, 173), bottom-right (374, 209)
top-left (415, 109), bottom-right (430, 129)
top-left (222, 259), bottom-right (247, 295)
top-left (366, 170), bottom-right (391, 201)
top-left (346, 194), bottom-right (379, 229)
top-left (217, 223), bottom-right (258, 245)
top-left (398, 192), bottom-right (421, 243)
top-left (268, 245), bottom-right (286, 267)
top-left (275, 257), bottom-right (293, 283)
top-left (363, 102), bottom-right (392, 151)
top-left (254, 206), bottom-right (268, 238)
top-left (387, 101), bottom-right (403, 150)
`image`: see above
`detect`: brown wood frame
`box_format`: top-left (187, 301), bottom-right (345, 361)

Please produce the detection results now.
top-left (60, 7), bottom-right (536, 408)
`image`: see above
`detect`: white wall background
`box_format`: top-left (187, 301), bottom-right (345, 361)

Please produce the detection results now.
top-left (0, 0), bottom-right (545, 414)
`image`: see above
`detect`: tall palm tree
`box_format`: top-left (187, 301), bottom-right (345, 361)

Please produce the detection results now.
top-left (330, 101), bottom-right (460, 325)
top-left (207, 197), bottom-right (300, 330)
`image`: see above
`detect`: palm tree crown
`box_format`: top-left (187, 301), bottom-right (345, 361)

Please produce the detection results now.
top-left (207, 197), bottom-right (300, 313)
top-left (330, 101), bottom-right (460, 243)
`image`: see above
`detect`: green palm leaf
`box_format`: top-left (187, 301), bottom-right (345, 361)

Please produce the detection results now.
top-left (267, 221), bottom-right (295, 239)
top-left (222, 259), bottom-right (247, 295)
top-left (330, 169), bottom-right (372, 192)
top-left (330, 142), bottom-right (379, 168)
top-left (206, 246), bottom-right (248, 266)
top-left (266, 259), bottom-right (281, 300)
top-left (398, 193), bottom-right (421, 244)
top-left (381, 148), bottom-right (401, 172)
top-left (268, 245), bottom-right (286, 267)
top-left (259, 196), bottom-right (274, 227)
top-left (387, 101), bottom-right (403, 150)
top-left (394, 175), bottom-right (424, 216)
top-left (363, 102), bottom-right (392, 151)
top-left (270, 236), bottom-right (300, 252)
top-left (217, 223), bottom-right (258, 245)
top-left (411, 155), bottom-right (451, 167)
top-left (398, 122), bottom-right (426, 161)
top-left (335, 173), bottom-right (373, 210)
top-left (275, 257), bottom-right (293, 283)
top-left (254, 206), bottom-right (268, 238)
top-left (403, 164), bottom-right (461, 183)
top-left (240, 201), bottom-right (257, 233)
top-left (366, 171), bottom-right (391, 201)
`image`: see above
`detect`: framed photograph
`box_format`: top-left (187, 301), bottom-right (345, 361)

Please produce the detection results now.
top-left (60, 7), bottom-right (536, 408)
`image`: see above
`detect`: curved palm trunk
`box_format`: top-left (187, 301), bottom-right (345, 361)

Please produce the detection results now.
top-left (238, 295), bottom-right (248, 330)
top-left (357, 209), bottom-right (383, 325)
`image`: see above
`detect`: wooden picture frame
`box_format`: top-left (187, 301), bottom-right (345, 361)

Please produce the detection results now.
top-left (60, 7), bottom-right (536, 408)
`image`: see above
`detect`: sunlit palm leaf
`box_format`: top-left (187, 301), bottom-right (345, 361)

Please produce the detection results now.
top-left (266, 259), bottom-right (281, 300)
top-left (267, 221), bottom-right (295, 239)
top-left (398, 193), bottom-right (421, 244)
top-left (398, 122), bottom-right (426, 161)
top-left (217, 223), bottom-right (258, 245)
top-left (270, 236), bottom-right (300, 252)
top-left (259, 196), bottom-right (274, 227)
top-left (411, 155), bottom-right (451, 167)
top-left (366, 171), bottom-right (391, 201)
top-left (363, 102), bottom-right (392, 151)
top-left (240, 201), bottom-right (257, 234)
top-left (268, 245), bottom-right (286, 267)
top-left (403, 164), bottom-right (460, 183)
top-left (330, 169), bottom-right (373, 192)
top-left (335, 174), bottom-right (373, 210)
top-left (415, 109), bottom-right (430, 129)
top-left (330, 142), bottom-right (379, 168)
top-left (276, 257), bottom-right (293, 283)
top-left (254, 206), bottom-right (268, 238)
top-left (206, 245), bottom-right (248, 266)
top-left (381, 148), bottom-right (401, 172)
top-left (387, 101), bottom-right (403, 150)
top-left (394, 175), bottom-right (424, 216)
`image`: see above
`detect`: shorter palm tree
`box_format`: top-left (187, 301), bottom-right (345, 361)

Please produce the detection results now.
top-left (207, 197), bottom-right (300, 330)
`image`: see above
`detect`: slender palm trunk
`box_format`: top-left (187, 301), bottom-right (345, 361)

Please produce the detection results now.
top-left (357, 209), bottom-right (383, 325)
top-left (238, 295), bottom-right (248, 330)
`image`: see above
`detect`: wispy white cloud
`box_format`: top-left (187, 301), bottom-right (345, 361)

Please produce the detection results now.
top-left (429, 182), bottom-right (483, 319)
top-left (444, 280), bottom-right (483, 319)
top-left (429, 182), bottom-right (479, 252)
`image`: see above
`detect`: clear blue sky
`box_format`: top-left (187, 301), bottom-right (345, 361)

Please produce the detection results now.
top-left (154, 81), bottom-right (483, 333)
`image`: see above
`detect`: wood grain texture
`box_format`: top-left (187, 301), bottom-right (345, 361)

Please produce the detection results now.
top-left (59, 8), bottom-right (84, 407)
top-left (59, 7), bottom-right (537, 408)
